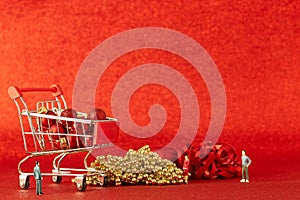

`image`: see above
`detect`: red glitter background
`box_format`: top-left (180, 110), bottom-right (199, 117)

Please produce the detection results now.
top-left (0, 0), bottom-right (299, 199)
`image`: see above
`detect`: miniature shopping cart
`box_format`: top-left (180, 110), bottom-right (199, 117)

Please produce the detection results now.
top-left (8, 84), bottom-right (119, 191)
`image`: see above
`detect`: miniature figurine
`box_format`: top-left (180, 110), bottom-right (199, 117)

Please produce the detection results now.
top-left (240, 150), bottom-right (252, 183)
top-left (34, 161), bottom-right (43, 195)
top-left (183, 155), bottom-right (190, 183)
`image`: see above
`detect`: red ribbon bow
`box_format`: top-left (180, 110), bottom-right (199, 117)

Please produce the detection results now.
top-left (176, 142), bottom-right (242, 179)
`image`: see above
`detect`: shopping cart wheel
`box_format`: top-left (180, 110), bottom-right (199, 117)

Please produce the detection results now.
top-left (19, 175), bottom-right (30, 190)
top-left (52, 176), bottom-right (62, 183)
top-left (103, 176), bottom-right (108, 187)
top-left (99, 176), bottom-right (108, 187)
top-left (75, 176), bottom-right (87, 192)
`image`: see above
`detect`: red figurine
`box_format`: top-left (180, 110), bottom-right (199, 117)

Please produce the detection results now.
top-left (183, 155), bottom-right (190, 183)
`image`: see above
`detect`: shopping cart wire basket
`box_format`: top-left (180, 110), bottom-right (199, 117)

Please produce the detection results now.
top-left (8, 84), bottom-right (119, 191)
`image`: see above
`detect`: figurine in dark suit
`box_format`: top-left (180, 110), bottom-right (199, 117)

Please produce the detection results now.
top-left (34, 161), bottom-right (43, 195)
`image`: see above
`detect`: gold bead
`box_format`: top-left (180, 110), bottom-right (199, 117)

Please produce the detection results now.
top-left (90, 162), bottom-right (95, 168)
top-left (37, 106), bottom-right (48, 114)
top-left (93, 180), bottom-right (98, 185)
top-left (151, 179), bottom-right (157, 185)
top-left (137, 174), bottom-right (143, 180)
top-left (116, 181), bottom-right (121, 186)
top-left (143, 174), bottom-right (148, 178)
top-left (131, 177), bottom-right (137, 184)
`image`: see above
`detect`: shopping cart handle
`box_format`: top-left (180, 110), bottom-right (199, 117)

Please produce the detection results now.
top-left (8, 84), bottom-right (63, 99)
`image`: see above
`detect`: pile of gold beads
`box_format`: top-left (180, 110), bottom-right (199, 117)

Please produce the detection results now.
top-left (87, 145), bottom-right (186, 186)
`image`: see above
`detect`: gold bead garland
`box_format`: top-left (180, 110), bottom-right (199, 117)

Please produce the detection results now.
top-left (86, 145), bottom-right (187, 186)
